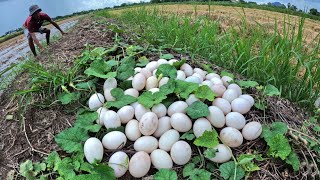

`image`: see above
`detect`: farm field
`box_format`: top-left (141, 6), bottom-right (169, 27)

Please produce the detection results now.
top-left (0, 3), bottom-right (319, 180)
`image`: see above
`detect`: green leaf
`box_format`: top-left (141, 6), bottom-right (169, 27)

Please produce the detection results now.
top-left (46, 151), bottom-right (61, 170)
top-left (285, 151), bottom-right (300, 172)
top-left (154, 169), bottom-right (178, 180)
top-left (186, 101), bottom-right (209, 119)
top-left (75, 80), bottom-right (97, 90)
top-left (194, 130), bottom-right (219, 148)
top-left (138, 91), bottom-right (168, 109)
top-left (254, 101), bottom-right (267, 111)
top-left (106, 88), bottom-right (137, 109)
top-left (74, 111), bottom-right (101, 133)
top-left (126, 45), bottom-right (144, 56)
top-left (55, 157), bottom-right (76, 179)
top-left (219, 161), bottom-right (245, 180)
top-left (204, 148), bottom-right (217, 159)
top-left (55, 127), bottom-right (89, 153)
top-left (33, 162), bottom-right (46, 173)
top-left (192, 156), bottom-right (202, 165)
top-left (172, 59), bottom-right (186, 69)
top-left (156, 64), bottom-right (177, 78)
top-left (183, 163), bottom-right (195, 177)
top-left (174, 80), bottom-right (199, 99)
top-left (189, 169), bottom-right (211, 180)
top-left (136, 56), bottom-right (149, 67)
top-left (261, 121), bottom-right (288, 139)
top-left (236, 80), bottom-right (259, 88)
top-left (181, 131), bottom-right (196, 141)
top-left (220, 71), bottom-right (234, 79)
top-left (20, 160), bottom-right (35, 179)
top-left (237, 154), bottom-right (260, 172)
top-left (267, 134), bottom-right (291, 160)
top-left (74, 163), bottom-right (116, 180)
top-left (58, 92), bottom-right (81, 105)
top-left (118, 80), bottom-right (132, 90)
top-left (194, 85), bottom-right (216, 101)
top-left (200, 64), bottom-right (214, 73)
top-left (84, 59), bottom-right (117, 78)
top-left (159, 79), bottom-right (175, 94)
top-left (160, 53), bottom-right (174, 60)
top-left (117, 56), bottom-right (136, 81)
top-left (263, 84), bottom-right (281, 96)
top-left (72, 152), bottom-right (85, 171)
top-left (237, 154), bottom-right (255, 165)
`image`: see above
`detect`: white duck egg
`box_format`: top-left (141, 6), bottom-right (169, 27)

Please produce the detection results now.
top-left (170, 113), bottom-right (192, 132)
top-left (206, 73), bottom-right (221, 80)
top-left (146, 76), bottom-right (158, 90)
top-left (151, 149), bottom-right (173, 169)
top-left (185, 76), bottom-right (201, 84)
top-left (226, 112), bottom-right (246, 130)
top-left (134, 136), bottom-right (158, 153)
top-left (139, 112), bottom-right (159, 135)
top-left (212, 98), bottom-right (231, 115)
top-left (88, 93), bottom-right (105, 110)
top-left (129, 151), bottom-right (151, 178)
top-left (220, 127), bottom-right (243, 148)
top-left (125, 119), bottom-right (141, 141)
top-left (124, 88), bottom-right (139, 98)
top-left (103, 78), bottom-right (117, 90)
top-left (153, 116), bottom-right (171, 138)
top-left (140, 68), bottom-right (152, 79)
top-left (221, 76), bottom-right (233, 87)
top-left (208, 144), bottom-right (232, 163)
top-left (242, 121), bottom-right (262, 140)
top-left (149, 88), bottom-right (160, 94)
top-left (239, 94), bottom-right (255, 107)
top-left (102, 110), bottom-right (121, 129)
top-left (193, 68), bottom-right (207, 79)
top-left (134, 67), bottom-right (142, 73)
top-left (132, 73), bottom-right (146, 91)
top-left (102, 131), bottom-right (127, 150)
top-left (192, 73), bottom-right (203, 83)
top-left (228, 84), bottom-right (242, 96)
top-left (135, 103), bottom-right (151, 121)
top-left (159, 77), bottom-right (169, 87)
top-left (222, 89), bottom-right (239, 103)
top-left (210, 84), bottom-right (226, 97)
top-left (210, 77), bottom-right (223, 85)
top-left (157, 59), bottom-right (169, 67)
top-left (186, 94), bottom-right (199, 105)
top-left (176, 70), bottom-right (186, 80)
top-left (159, 129), bottom-right (180, 151)
top-left (109, 151), bottom-right (129, 178)
top-left (193, 118), bottom-right (213, 137)
top-left (96, 107), bottom-right (108, 125)
top-left (202, 80), bottom-right (214, 87)
top-left (104, 88), bottom-right (115, 101)
top-left (152, 103), bottom-right (167, 118)
top-left (180, 63), bottom-right (193, 77)
top-left (206, 106), bottom-right (226, 128)
top-left (170, 141), bottom-right (192, 165)
top-left (168, 101), bottom-right (188, 116)
top-left (231, 98), bottom-right (251, 114)
top-left (145, 61), bottom-right (158, 72)
top-left (84, 137), bottom-right (103, 164)
top-left (117, 105), bottom-right (135, 124)
top-left (168, 59), bottom-right (178, 65)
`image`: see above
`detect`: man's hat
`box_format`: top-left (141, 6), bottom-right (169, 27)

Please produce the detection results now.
top-left (29, 5), bottom-right (42, 16)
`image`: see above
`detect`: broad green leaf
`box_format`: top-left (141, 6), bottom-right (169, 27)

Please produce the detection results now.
top-left (192, 156), bottom-right (202, 165)
top-left (180, 131), bottom-right (196, 141)
top-left (33, 162), bottom-right (46, 173)
top-left (204, 148), bottom-right (217, 159)
top-left (126, 45), bottom-right (144, 56)
top-left (89, 47), bottom-right (106, 59)
top-left (172, 59), bottom-right (186, 69)
top-left (136, 56), bottom-right (149, 67)
top-left (220, 71), bottom-right (234, 79)
top-left (106, 88), bottom-right (137, 109)
top-left (174, 80), bottom-right (199, 99)
top-left (117, 56), bottom-right (135, 81)
top-left (183, 163), bottom-right (195, 177)
top-left (154, 169), bottom-right (178, 180)
top-left (159, 79), bottom-right (175, 95)
top-left (74, 163), bottom-right (116, 180)
top-left (156, 64), bottom-right (177, 78)
top-left (200, 64), bottom-right (214, 73)
top-left (138, 91), bottom-right (167, 109)
top-left (20, 160), bottom-right (35, 179)
top-left (236, 80), bottom-right (259, 88)
top-left (261, 121), bottom-right (288, 139)
top-left (285, 151), bottom-right (300, 171)
top-left (219, 161), bottom-right (245, 180)
top-left (186, 101), bottom-right (209, 119)
top-left (194, 130), bottom-right (219, 148)
top-left (160, 53), bottom-right (174, 60)
top-left (267, 134), bottom-right (291, 160)
top-left (263, 84), bottom-right (281, 96)
top-left (55, 127), bottom-right (89, 153)
top-left (84, 59), bottom-right (117, 78)
top-left (72, 152), bottom-right (85, 171)
top-left (74, 111), bottom-right (101, 133)
top-left (46, 151), bottom-right (61, 170)
top-left (58, 92), bottom-right (80, 105)
top-left (254, 101), bottom-right (267, 110)
top-left (194, 85), bottom-right (216, 101)
top-left (75, 79), bottom-right (97, 90)
top-left (237, 154), bottom-right (260, 172)
top-left (118, 80), bottom-right (132, 90)
top-left (237, 154), bottom-right (255, 165)
top-left (189, 169), bottom-right (211, 180)
top-left (55, 157), bottom-right (76, 179)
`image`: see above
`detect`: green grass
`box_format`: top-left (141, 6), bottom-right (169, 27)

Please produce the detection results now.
top-left (100, 7), bottom-right (319, 111)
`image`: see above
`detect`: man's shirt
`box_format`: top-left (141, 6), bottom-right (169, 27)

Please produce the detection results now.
top-left (24, 12), bottom-right (51, 33)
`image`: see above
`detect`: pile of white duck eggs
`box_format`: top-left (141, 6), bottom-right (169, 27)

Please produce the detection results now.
top-left (84, 58), bottom-right (263, 178)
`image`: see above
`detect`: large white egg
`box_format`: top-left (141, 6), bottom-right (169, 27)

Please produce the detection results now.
top-left (168, 101), bottom-right (188, 116)
top-left (104, 88), bottom-right (115, 101)
top-left (102, 110), bottom-right (121, 129)
top-left (170, 113), bottom-right (192, 132)
top-left (202, 80), bottom-right (214, 87)
top-left (168, 59), bottom-right (178, 65)
top-left (192, 73), bottom-right (203, 83)
top-left (153, 116), bottom-right (171, 138)
top-left (239, 94), bottom-right (255, 107)
top-left (135, 103), bottom-right (151, 121)
top-left (109, 151), bottom-right (129, 178)
top-left (193, 118), bottom-right (212, 137)
top-left (149, 88), bottom-right (159, 94)
top-left (176, 70), bottom-right (186, 80)
top-left (242, 121), bottom-right (262, 140)
top-left (134, 136), bottom-right (158, 153)
top-left (180, 63), bottom-right (193, 77)
top-left (151, 149), bottom-right (173, 169)
top-left (225, 112), bottom-right (246, 130)
top-left (88, 93), bottom-right (105, 110)
top-left (220, 127), bottom-right (243, 148)
top-left (103, 78), bottom-right (117, 90)
top-left (84, 137), bottom-right (103, 164)
top-left (132, 73), bottom-right (146, 91)
top-left (159, 77), bottom-right (169, 87)
top-left (125, 119), bottom-right (141, 141)
top-left (152, 103), bottom-right (167, 118)
top-left (212, 98), bottom-right (231, 115)
top-left (228, 84), bottom-right (242, 96)
top-left (210, 84), bottom-right (226, 97)
top-left (210, 77), bottom-right (223, 85)
top-left (222, 89), bottom-right (239, 103)
top-left (152, 69), bottom-right (157, 76)
top-left (146, 76), bottom-right (158, 90)
top-left (193, 68), bottom-right (207, 79)
top-left (96, 107), bottom-right (108, 125)
top-left (145, 61), bottom-right (158, 72)
top-left (185, 76), bottom-right (201, 84)
top-left (134, 67), bottom-right (141, 73)
top-left (159, 129), bottom-right (180, 151)
top-left (231, 98), bottom-right (251, 114)
top-left (140, 68), bottom-right (152, 79)
top-left (117, 106), bottom-right (134, 124)
top-left (139, 112), bottom-right (159, 135)
top-left (129, 151), bottom-right (151, 178)
top-left (221, 76), bottom-right (233, 87)
top-left (208, 144), bottom-right (232, 163)
top-left (157, 59), bottom-right (169, 67)
top-left (186, 94), bottom-right (200, 105)
top-left (206, 73), bottom-right (220, 80)
top-left (170, 141), bottom-right (192, 165)
top-left (102, 131), bottom-right (127, 150)
top-left (124, 88), bottom-right (139, 98)
top-left (206, 106), bottom-right (225, 128)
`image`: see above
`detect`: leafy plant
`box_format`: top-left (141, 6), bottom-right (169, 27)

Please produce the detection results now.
top-left (219, 161), bottom-right (245, 180)
top-left (154, 169), bottom-right (178, 180)
top-left (194, 130), bottom-right (219, 148)
top-left (186, 101), bottom-right (209, 119)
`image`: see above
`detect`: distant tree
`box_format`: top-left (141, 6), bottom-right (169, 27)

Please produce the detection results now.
top-left (287, 3), bottom-right (297, 11)
top-left (309, 8), bottom-right (319, 16)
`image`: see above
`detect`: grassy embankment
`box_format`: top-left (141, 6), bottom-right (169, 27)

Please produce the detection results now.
top-left (105, 5), bottom-right (320, 111)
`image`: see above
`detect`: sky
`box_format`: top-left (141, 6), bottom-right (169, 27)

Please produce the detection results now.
top-left (246, 0), bottom-right (320, 12)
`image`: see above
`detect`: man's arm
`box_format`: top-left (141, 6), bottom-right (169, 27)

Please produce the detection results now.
top-left (30, 33), bottom-right (44, 51)
top-left (49, 20), bottom-right (65, 35)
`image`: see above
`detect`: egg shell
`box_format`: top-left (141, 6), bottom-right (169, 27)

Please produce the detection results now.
top-left (102, 131), bottom-right (127, 150)
top-left (145, 61), bottom-right (158, 72)
top-left (193, 68), bottom-right (207, 79)
top-left (242, 121), bottom-right (262, 140)
top-left (192, 73), bottom-right (204, 83)
top-left (132, 73), bottom-right (146, 91)
top-left (129, 151), bottom-right (151, 178)
top-left (220, 127), bottom-right (243, 148)
top-left (202, 80), bottom-right (214, 87)
top-left (168, 101), bottom-right (188, 116)
top-left (157, 59), bottom-right (169, 67)
top-left (206, 106), bottom-right (226, 128)
top-left (146, 76), bottom-right (158, 90)
top-left (149, 88), bottom-right (160, 93)
top-left (170, 113), bottom-right (192, 132)
top-left (210, 84), bottom-right (226, 97)
top-left (159, 129), bottom-right (180, 151)
top-left (104, 88), bottom-right (115, 101)
top-left (125, 119), bottom-right (141, 141)
top-left (225, 112), bottom-right (246, 130)
top-left (185, 76), bottom-right (201, 84)
top-left (134, 67), bottom-right (141, 73)
top-left (210, 77), bottom-right (223, 85)
top-left (153, 116), bottom-right (171, 138)
top-left (117, 106), bottom-right (135, 124)
top-left (140, 68), bottom-right (152, 79)
top-left (134, 136), bottom-right (158, 153)
top-left (212, 98), bottom-right (231, 115)
top-left (186, 94), bottom-right (199, 105)
top-left (176, 70), bottom-right (186, 80)
top-left (96, 107), bottom-right (108, 125)
top-left (231, 98), bottom-right (251, 114)
top-left (206, 73), bottom-right (221, 80)
top-left (228, 84), bottom-right (242, 96)
top-left (239, 94), bottom-right (255, 107)
top-left (193, 118), bottom-right (213, 137)
top-left (151, 149), bottom-right (173, 169)
top-left (103, 78), bottom-right (117, 90)
top-left (124, 88), bottom-right (139, 98)
top-left (170, 141), bottom-right (192, 165)
top-left (139, 112), bottom-right (159, 135)
top-left (168, 59), bottom-right (178, 65)
top-left (152, 103), bottom-right (167, 118)
top-left (159, 77), bottom-right (169, 87)
top-left (221, 76), bottom-right (233, 87)
top-left (102, 110), bottom-right (121, 129)
top-left (135, 103), bottom-right (151, 121)
top-left (180, 63), bottom-right (193, 77)
top-left (222, 89), bottom-right (239, 103)
top-left (88, 93), bottom-right (105, 110)
top-left (208, 144), bottom-right (232, 163)
top-left (109, 151), bottom-right (129, 178)
top-left (84, 137), bottom-right (103, 164)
